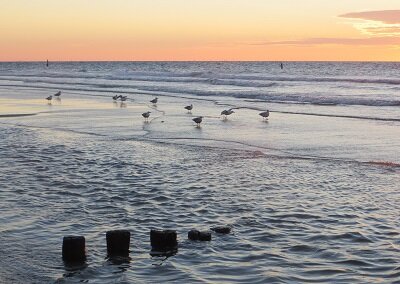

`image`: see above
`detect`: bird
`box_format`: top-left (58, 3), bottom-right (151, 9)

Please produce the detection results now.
top-left (46, 95), bottom-right (52, 101)
top-left (192, 116), bottom-right (203, 127)
top-left (54, 91), bottom-right (61, 97)
top-left (120, 96), bottom-right (127, 102)
top-left (221, 108), bottom-right (235, 119)
top-left (142, 111), bottom-right (151, 121)
top-left (184, 104), bottom-right (193, 112)
top-left (112, 95), bottom-right (120, 101)
top-left (259, 110), bottom-right (270, 120)
top-left (150, 97), bottom-right (158, 104)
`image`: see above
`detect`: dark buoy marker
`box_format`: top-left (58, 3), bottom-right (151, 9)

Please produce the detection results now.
top-left (62, 236), bottom-right (86, 263)
top-left (106, 230), bottom-right (130, 257)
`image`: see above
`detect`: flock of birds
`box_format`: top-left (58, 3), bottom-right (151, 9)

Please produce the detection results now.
top-left (132, 96), bottom-right (269, 127)
top-left (45, 91), bottom-right (62, 102)
top-left (45, 92), bottom-right (270, 127)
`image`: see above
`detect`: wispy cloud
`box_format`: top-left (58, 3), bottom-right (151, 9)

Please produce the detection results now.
top-left (253, 37), bottom-right (400, 46)
top-left (251, 10), bottom-right (400, 47)
top-left (339, 10), bottom-right (400, 37)
top-left (339, 10), bottom-right (400, 25)
top-left (363, 26), bottom-right (400, 36)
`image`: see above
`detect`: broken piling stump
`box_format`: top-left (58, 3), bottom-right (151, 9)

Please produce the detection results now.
top-left (106, 230), bottom-right (130, 257)
top-left (188, 230), bottom-right (212, 241)
top-left (211, 226), bottom-right (231, 234)
top-left (62, 236), bottom-right (86, 263)
top-left (150, 229), bottom-right (178, 256)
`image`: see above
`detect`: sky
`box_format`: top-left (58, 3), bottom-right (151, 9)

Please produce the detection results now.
top-left (0, 0), bottom-right (399, 61)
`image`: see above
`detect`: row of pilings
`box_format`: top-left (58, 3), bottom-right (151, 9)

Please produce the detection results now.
top-left (62, 227), bottom-right (231, 264)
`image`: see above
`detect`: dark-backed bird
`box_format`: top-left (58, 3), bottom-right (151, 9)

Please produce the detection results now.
top-left (54, 91), bottom-right (61, 97)
top-left (184, 104), bottom-right (193, 112)
top-left (120, 96), bottom-right (127, 102)
top-left (112, 95), bottom-right (120, 100)
top-left (192, 116), bottom-right (203, 127)
top-left (150, 97), bottom-right (158, 104)
top-left (46, 95), bottom-right (52, 101)
top-left (221, 108), bottom-right (235, 119)
top-left (259, 110), bottom-right (270, 120)
top-left (142, 111), bottom-right (151, 121)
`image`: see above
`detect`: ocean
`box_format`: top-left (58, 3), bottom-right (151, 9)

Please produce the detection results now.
top-left (0, 62), bottom-right (399, 283)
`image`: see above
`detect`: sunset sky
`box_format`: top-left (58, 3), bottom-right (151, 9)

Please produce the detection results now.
top-left (1, 0), bottom-right (399, 61)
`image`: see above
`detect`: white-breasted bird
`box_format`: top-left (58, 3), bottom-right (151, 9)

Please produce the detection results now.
top-left (46, 95), bottom-right (52, 101)
top-left (184, 104), bottom-right (193, 112)
top-left (150, 97), bottom-right (158, 104)
top-left (221, 108), bottom-right (235, 119)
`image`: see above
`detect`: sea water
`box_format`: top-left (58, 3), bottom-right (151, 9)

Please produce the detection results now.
top-left (0, 62), bottom-right (399, 283)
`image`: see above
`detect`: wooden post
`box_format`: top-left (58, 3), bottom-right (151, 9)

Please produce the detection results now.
top-left (106, 230), bottom-right (130, 257)
top-left (150, 229), bottom-right (177, 251)
top-left (62, 236), bottom-right (86, 262)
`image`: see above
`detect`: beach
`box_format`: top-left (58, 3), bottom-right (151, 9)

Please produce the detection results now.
top-left (0, 62), bottom-right (399, 283)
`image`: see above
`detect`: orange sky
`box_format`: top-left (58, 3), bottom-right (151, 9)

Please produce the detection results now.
top-left (0, 0), bottom-right (399, 61)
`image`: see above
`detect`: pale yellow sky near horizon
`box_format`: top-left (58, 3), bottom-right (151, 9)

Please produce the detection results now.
top-left (0, 0), bottom-right (399, 61)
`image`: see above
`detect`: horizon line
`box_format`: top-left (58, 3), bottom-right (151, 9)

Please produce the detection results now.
top-left (1, 60), bottom-right (399, 63)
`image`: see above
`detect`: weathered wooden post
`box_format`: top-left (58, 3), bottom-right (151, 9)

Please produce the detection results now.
top-left (188, 230), bottom-right (212, 241)
top-left (211, 226), bottom-right (231, 234)
top-left (150, 229), bottom-right (178, 256)
top-left (106, 230), bottom-right (131, 257)
top-left (62, 236), bottom-right (86, 263)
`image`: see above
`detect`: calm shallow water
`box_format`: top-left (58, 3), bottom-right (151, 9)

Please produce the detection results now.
top-left (0, 62), bottom-right (399, 283)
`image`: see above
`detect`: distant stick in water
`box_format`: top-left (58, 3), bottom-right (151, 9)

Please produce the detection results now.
top-left (46, 59), bottom-right (49, 67)
top-left (280, 62), bottom-right (283, 70)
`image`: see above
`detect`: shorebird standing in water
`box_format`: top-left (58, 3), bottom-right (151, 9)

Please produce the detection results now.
top-left (150, 97), bottom-right (158, 104)
top-left (192, 116), bottom-right (203, 127)
top-left (142, 111), bottom-right (151, 121)
top-left (120, 96), bottom-right (127, 102)
top-left (259, 110), bottom-right (270, 120)
top-left (112, 95), bottom-right (121, 101)
top-left (184, 104), bottom-right (193, 113)
top-left (221, 109), bottom-right (235, 119)
top-left (46, 95), bottom-right (52, 102)
top-left (54, 91), bottom-right (61, 97)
